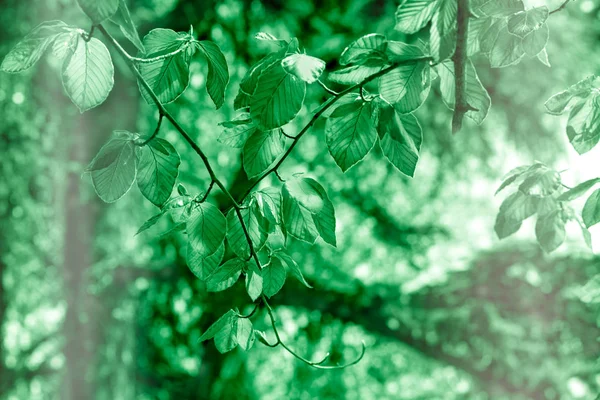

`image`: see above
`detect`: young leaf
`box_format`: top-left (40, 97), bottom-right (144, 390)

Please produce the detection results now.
top-left (386, 41), bottom-right (427, 62)
top-left (429, 0), bottom-right (457, 62)
top-left (136, 212), bottom-right (164, 235)
top-left (495, 192), bottom-right (539, 239)
top-left (394, 0), bottom-right (439, 34)
top-left (250, 61), bottom-right (306, 129)
top-left (507, 7), bottom-right (548, 38)
top-left (253, 187), bottom-right (282, 229)
top-left (236, 318), bottom-right (255, 351)
top-left (226, 204), bottom-right (269, 259)
top-left (262, 258), bottom-right (287, 298)
top-left (187, 243), bottom-right (225, 280)
top-left (196, 41), bottom-right (229, 109)
top-left (582, 189), bottom-right (600, 228)
top-left (477, 0), bottom-right (524, 17)
top-left (62, 36), bottom-right (114, 112)
top-left (328, 64), bottom-right (384, 85)
top-left (339, 33), bottom-right (387, 65)
top-left (206, 258), bottom-right (244, 292)
top-left (243, 129), bottom-right (286, 178)
top-left (1, 20), bottom-right (71, 73)
top-left (136, 138), bottom-right (181, 207)
top-left (213, 316), bottom-right (239, 354)
top-left (438, 59), bottom-right (491, 125)
top-left (282, 178), bottom-right (336, 246)
top-left (234, 50), bottom-right (285, 109)
top-left (566, 94), bottom-right (600, 154)
top-left (52, 31), bottom-right (78, 61)
top-left (254, 32), bottom-right (288, 47)
top-left (282, 53), bottom-right (326, 84)
top-left (138, 29), bottom-right (193, 104)
top-left (187, 202), bottom-right (227, 257)
top-left (545, 75), bottom-right (599, 115)
top-left (77, 0), bottom-right (119, 23)
top-left (489, 25), bottom-right (525, 68)
top-left (274, 251), bottom-right (312, 288)
top-left (479, 18), bottom-right (505, 55)
top-left (379, 61), bottom-right (431, 114)
top-left (218, 113), bottom-right (255, 148)
top-left (377, 103), bottom-right (422, 177)
top-left (496, 165), bottom-right (532, 195)
top-left (199, 309), bottom-right (237, 342)
top-left (88, 137), bottom-right (136, 203)
top-left (110, 0), bottom-right (145, 53)
top-left (557, 178), bottom-right (600, 202)
top-left (326, 100), bottom-right (377, 172)
top-left (245, 269), bottom-right (263, 301)
top-left (521, 23), bottom-right (549, 57)
top-left (535, 209), bottom-right (566, 253)
top-left (518, 165), bottom-right (560, 197)
top-left (537, 48), bottom-right (551, 67)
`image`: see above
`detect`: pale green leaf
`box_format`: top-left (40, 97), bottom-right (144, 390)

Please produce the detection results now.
top-left (245, 269), bottom-right (263, 301)
top-left (187, 202), bottom-right (227, 257)
top-left (136, 138), bottom-right (180, 206)
top-left (1, 21), bottom-right (71, 73)
top-left (479, 18), bottom-right (505, 55)
top-left (495, 164), bottom-right (535, 195)
top-left (325, 100), bottom-right (377, 172)
top-left (282, 53), bottom-right (325, 84)
top-left (328, 64), bottom-right (384, 85)
top-left (535, 209), bottom-right (566, 252)
top-left (579, 275), bottom-right (600, 304)
top-left (89, 137), bottom-right (136, 203)
top-left (521, 23), bottom-right (549, 57)
top-left (430, 0), bottom-right (457, 62)
top-left (253, 187), bottom-right (282, 229)
top-left (582, 189), bottom-right (600, 228)
top-left (380, 61), bottom-right (431, 114)
top-left (477, 0), bottom-right (524, 17)
top-left (62, 36), bottom-right (114, 112)
top-left (545, 75), bottom-right (599, 115)
top-left (77, 0), bottom-right (119, 23)
top-left (254, 32), bottom-right (287, 47)
top-left (495, 192), bottom-right (539, 239)
top-left (386, 41), bottom-right (427, 62)
top-left (377, 104), bottom-right (422, 177)
top-left (518, 166), bottom-right (561, 197)
top-left (236, 318), bottom-right (255, 351)
top-left (507, 6), bottom-right (548, 38)
top-left (339, 33), bottom-right (387, 65)
top-left (206, 258), bottom-right (245, 292)
top-left (566, 94), bottom-right (600, 154)
top-left (395, 0), bottom-right (439, 34)
top-left (243, 129), bottom-right (286, 178)
top-left (558, 178), bottom-right (600, 201)
top-left (537, 48), bottom-right (550, 67)
top-left (110, 0), bottom-right (145, 52)
top-left (52, 31), bottom-right (78, 61)
top-left (196, 40), bottom-right (229, 109)
top-left (489, 26), bottom-right (525, 68)
top-left (274, 252), bottom-right (312, 288)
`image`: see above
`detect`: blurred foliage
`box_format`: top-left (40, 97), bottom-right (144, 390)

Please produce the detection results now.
top-left (1, 0), bottom-right (599, 399)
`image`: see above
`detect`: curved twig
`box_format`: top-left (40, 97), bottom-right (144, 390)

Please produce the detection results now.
top-left (138, 113), bottom-right (164, 146)
top-left (237, 300), bottom-right (261, 319)
top-left (317, 79), bottom-right (338, 96)
top-left (197, 180), bottom-right (215, 203)
top-left (550, 0), bottom-right (572, 14)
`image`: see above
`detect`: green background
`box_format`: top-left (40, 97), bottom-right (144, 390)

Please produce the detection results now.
top-left (0, 0), bottom-right (598, 399)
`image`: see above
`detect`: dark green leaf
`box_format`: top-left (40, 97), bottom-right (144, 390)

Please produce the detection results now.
top-left (196, 40), bottom-right (229, 109)
top-left (340, 33), bottom-right (387, 65)
top-left (136, 138), bottom-right (180, 206)
top-left (262, 258), bottom-right (287, 298)
top-left (187, 243), bottom-right (224, 280)
top-left (236, 318), bottom-right (255, 351)
top-left (582, 189), bottom-right (600, 228)
top-left (218, 113), bottom-right (255, 148)
top-left (199, 309), bottom-right (237, 342)
top-left (243, 129), bottom-right (286, 178)
top-left (226, 204), bottom-right (269, 259)
top-left (245, 269), bottom-right (263, 301)
top-left (326, 100), bottom-right (377, 172)
top-left (274, 252), bottom-right (312, 288)
top-left (62, 36), bottom-right (114, 112)
top-left (206, 258), bottom-right (245, 292)
top-left (234, 50), bottom-right (285, 110)
top-left (187, 202), bottom-right (227, 257)
top-left (77, 0), bottom-right (119, 23)
top-left (1, 21), bottom-right (71, 73)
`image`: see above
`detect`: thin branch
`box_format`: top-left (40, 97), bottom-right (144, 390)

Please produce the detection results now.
top-left (274, 170), bottom-right (285, 182)
top-left (261, 295), bottom-right (366, 369)
top-left (236, 56), bottom-right (432, 204)
top-left (452, 0), bottom-right (476, 134)
top-left (317, 79), bottom-right (338, 96)
top-left (98, 25), bottom-right (262, 271)
top-left (550, 0), bottom-right (572, 14)
top-left (83, 25), bottom-right (95, 42)
top-left (198, 180), bottom-right (215, 203)
top-left (138, 113), bottom-right (164, 146)
top-left (237, 300), bottom-right (261, 318)
top-left (281, 129), bottom-right (296, 139)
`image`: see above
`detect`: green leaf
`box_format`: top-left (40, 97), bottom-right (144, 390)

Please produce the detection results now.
top-left (236, 318), bottom-right (255, 351)
top-left (254, 32), bottom-right (288, 47)
top-left (89, 137), bottom-right (136, 203)
top-left (489, 25), bottom-right (525, 68)
top-left (135, 195), bottom-right (191, 235)
top-left (438, 59), bottom-right (491, 125)
top-left (110, 0), bottom-right (145, 53)
top-left (234, 50), bottom-right (285, 110)
top-left (521, 23), bottom-right (549, 57)
top-left (62, 36), bottom-right (114, 112)
top-left (243, 129), bottom-right (286, 178)
top-left (262, 258), bottom-right (287, 298)
top-left (545, 75), bottom-right (599, 115)
top-left (467, 17), bottom-right (489, 56)
top-left (496, 165), bottom-right (532, 195)
top-left (136, 212), bottom-right (164, 235)
top-left (394, 0), bottom-right (439, 34)
top-left (253, 187), bottom-right (282, 230)
top-left (274, 252), bottom-right (312, 288)
top-left (479, 18), bottom-right (505, 55)
top-left (250, 61), bottom-right (306, 129)
top-left (77, 0), bottom-right (119, 23)
top-left (566, 94), bottom-right (600, 154)
top-left (187, 202), bottom-right (227, 257)
top-left (206, 258), bottom-right (244, 292)
top-left (558, 178), bottom-right (600, 201)
top-left (199, 309), bottom-right (237, 342)
top-left (213, 317), bottom-right (239, 353)
top-left (187, 243), bottom-right (225, 280)
top-left (379, 61), bottom-right (431, 114)
top-left (377, 104), bottom-right (422, 177)
top-left (518, 165), bottom-right (560, 197)
top-left (325, 100), bottom-right (377, 172)
top-left (339, 33), bottom-right (387, 65)
top-left (245, 268), bottom-right (263, 301)
top-left (138, 29), bottom-right (193, 104)
top-left (282, 178), bottom-right (336, 246)
top-left (495, 192), bottom-right (539, 239)
top-left (52, 31), bottom-right (79, 61)
top-left (537, 48), bottom-right (551, 67)
top-left (195, 41), bottom-right (229, 109)
top-left (226, 204), bottom-right (269, 259)
top-left (429, 0), bottom-right (457, 62)
top-left (1, 21), bottom-right (70, 73)
top-left (328, 64), bottom-right (384, 85)
top-left (218, 113), bottom-right (255, 148)
top-left (582, 189), bottom-right (600, 228)
top-left (535, 209), bottom-right (566, 253)
top-left (386, 41), bottom-right (427, 62)
top-left (282, 53), bottom-right (326, 84)
top-left (477, 0), bottom-right (524, 17)
top-left (136, 138), bottom-right (180, 207)
top-left (507, 6), bottom-right (548, 38)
